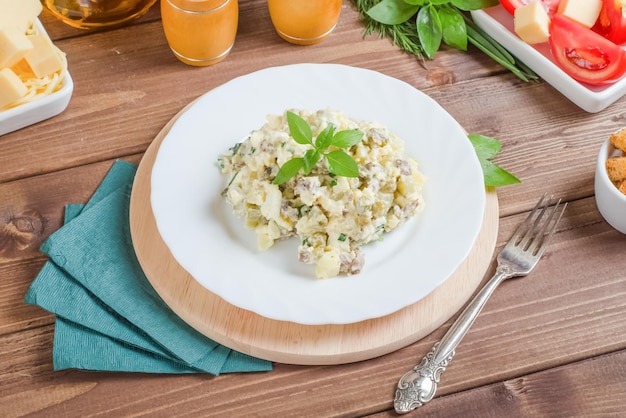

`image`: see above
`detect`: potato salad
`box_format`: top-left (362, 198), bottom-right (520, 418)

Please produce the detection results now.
top-left (218, 108), bottom-right (425, 279)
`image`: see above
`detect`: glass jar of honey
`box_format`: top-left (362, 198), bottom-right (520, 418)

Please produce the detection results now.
top-left (161, 0), bottom-right (239, 66)
top-left (42, 0), bottom-right (158, 30)
top-left (267, 0), bottom-right (342, 45)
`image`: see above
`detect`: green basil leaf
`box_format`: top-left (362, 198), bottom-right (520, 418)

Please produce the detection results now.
top-left (303, 149), bottom-right (321, 174)
top-left (429, 0), bottom-right (450, 4)
top-left (451, 0), bottom-right (499, 11)
top-left (366, 0), bottom-right (420, 25)
top-left (438, 5), bottom-right (467, 51)
top-left (272, 157), bottom-right (304, 185)
top-left (332, 129), bottom-right (364, 148)
top-left (480, 159), bottom-right (521, 187)
top-left (404, 0), bottom-right (426, 4)
top-left (326, 150), bottom-right (360, 178)
top-left (468, 133), bottom-right (501, 160)
top-left (416, 5), bottom-right (442, 59)
top-left (286, 111), bottom-right (313, 145)
top-left (315, 124), bottom-right (335, 151)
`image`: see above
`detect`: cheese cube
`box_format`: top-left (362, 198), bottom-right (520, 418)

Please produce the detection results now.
top-left (0, 0), bottom-right (43, 32)
top-left (514, 2), bottom-right (551, 44)
top-left (0, 68), bottom-right (27, 108)
top-left (22, 34), bottom-right (64, 78)
top-left (0, 27), bottom-right (34, 68)
top-left (557, 0), bottom-right (602, 28)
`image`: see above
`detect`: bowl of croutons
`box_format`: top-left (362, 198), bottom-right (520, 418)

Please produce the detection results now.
top-left (595, 128), bottom-right (626, 234)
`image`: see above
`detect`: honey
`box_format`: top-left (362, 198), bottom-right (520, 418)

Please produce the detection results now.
top-left (43, 0), bottom-right (157, 30)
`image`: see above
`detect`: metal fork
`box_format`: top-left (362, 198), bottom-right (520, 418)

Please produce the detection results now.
top-left (394, 193), bottom-right (567, 414)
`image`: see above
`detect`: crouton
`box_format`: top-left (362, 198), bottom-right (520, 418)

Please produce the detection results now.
top-left (606, 156), bottom-right (626, 182)
top-left (619, 180), bottom-right (626, 195)
top-left (610, 128), bottom-right (626, 153)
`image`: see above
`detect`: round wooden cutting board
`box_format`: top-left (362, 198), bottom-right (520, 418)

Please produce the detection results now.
top-left (129, 106), bottom-right (499, 366)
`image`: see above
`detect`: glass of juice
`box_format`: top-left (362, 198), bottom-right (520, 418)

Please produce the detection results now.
top-left (43, 0), bottom-right (157, 30)
top-left (267, 0), bottom-right (342, 45)
top-left (161, 0), bottom-right (239, 66)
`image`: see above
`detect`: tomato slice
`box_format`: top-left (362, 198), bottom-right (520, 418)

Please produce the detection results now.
top-left (593, 0), bottom-right (626, 45)
top-left (549, 15), bottom-right (626, 85)
top-left (499, 0), bottom-right (561, 17)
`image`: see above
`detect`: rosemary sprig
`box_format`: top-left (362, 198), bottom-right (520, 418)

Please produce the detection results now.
top-left (352, 0), bottom-right (538, 82)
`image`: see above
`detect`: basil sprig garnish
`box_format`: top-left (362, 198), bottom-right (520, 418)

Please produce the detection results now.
top-left (272, 112), bottom-right (364, 185)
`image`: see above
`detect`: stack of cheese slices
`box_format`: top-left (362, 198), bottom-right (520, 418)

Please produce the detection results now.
top-left (0, 0), bottom-right (67, 111)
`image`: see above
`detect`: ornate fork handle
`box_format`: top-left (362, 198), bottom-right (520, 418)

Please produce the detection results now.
top-left (394, 264), bottom-right (515, 414)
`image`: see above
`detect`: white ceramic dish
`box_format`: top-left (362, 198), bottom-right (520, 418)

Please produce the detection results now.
top-left (595, 137), bottom-right (626, 234)
top-left (150, 63), bottom-right (486, 325)
top-left (0, 19), bottom-right (73, 136)
top-left (471, 6), bottom-right (626, 113)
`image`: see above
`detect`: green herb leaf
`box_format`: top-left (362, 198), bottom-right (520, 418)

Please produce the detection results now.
top-left (272, 157), bottom-right (304, 185)
top-left (315, 124), bottom-right (336, 151)
top-left (366, 0), bottom-right (419, 25)
top-left (451, 0), bottom-right (499, 11)
top-left (468, 133), bottom-right (500, 160)
top-left (326, 150), bottom-right (360, 178)
top-left (468, 134), bottom-right (520, 187)
top-left (332, 129), bottom-right (364, 148)
top-left (416, 5), bottom-right (442, 59)
top-left (480, 160), bottom-right (521, 187)
top-left (303, 149), bottom-right (321, 174)
top-left (286, 111), bottom-right (313, 146)
top-left (438, 5), bottom-right (467, 51)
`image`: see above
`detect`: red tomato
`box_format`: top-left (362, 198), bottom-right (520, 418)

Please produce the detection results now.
top-left (499, 0), bottom-right (561, 16)
top-left (549, 15), bottom-right (626, 85)
top-left (593, 0), bottom-right (626, 45)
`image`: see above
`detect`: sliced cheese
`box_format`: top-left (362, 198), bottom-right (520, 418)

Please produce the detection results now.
top-left (0, 0), bottom-right (43, 32)
top-left (557, 0), bottom-right (602, 28)
top-left (514, 2), bottom-right (551, 44)
top-left (0, 67), bottom-right (27, 108)
top-left (22, 34), bottom-right (64, 78)
top-left (0, 27), bottom-right (34, 68)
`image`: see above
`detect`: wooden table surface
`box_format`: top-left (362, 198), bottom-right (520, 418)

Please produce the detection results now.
top-left (2, 1), bottom-right (626, 416)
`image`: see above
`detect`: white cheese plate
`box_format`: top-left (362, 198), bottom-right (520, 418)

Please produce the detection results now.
top-left (471, 6), bottom-right (626, 113)
top-left (0, 19), bottom-right (73, 136)
top-left (150, 63), bottom-right (486, 325)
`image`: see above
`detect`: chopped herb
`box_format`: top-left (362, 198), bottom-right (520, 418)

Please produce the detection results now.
top-left (229, 143), bottom-right (241, 155)
top-left (329, 179), bottom-right (338, 187)
top-left (297, 205), bottom-right (311, 217)
top-left (338, 233), bottom-right (347, 242)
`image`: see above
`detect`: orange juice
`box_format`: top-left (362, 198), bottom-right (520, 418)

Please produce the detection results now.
top-left (161, 0), bottom-right (238, 66)
top-left (268, 0), bottom-right (342, 45)
top-left (43, 0), bottom-right (157, 30)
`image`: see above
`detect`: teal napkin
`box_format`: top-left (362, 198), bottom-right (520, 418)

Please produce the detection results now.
top-left (25, 160), bottom-right (272, 375)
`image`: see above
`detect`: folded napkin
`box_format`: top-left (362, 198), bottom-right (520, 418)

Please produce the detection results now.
top-left (25, 160), bottom-right (272, 375)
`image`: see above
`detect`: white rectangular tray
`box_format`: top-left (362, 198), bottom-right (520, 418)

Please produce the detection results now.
top-left (471, 6), bottom-right (626, 113)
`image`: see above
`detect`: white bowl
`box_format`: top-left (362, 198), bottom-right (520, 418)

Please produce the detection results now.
top-left (595, 138), bottom-right (626, 234)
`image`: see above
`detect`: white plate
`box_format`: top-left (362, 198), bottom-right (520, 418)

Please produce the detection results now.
top-left (471, 6), bottom-right (626, 113)
top-left (0, 19), bottom-right (73, 136)
top-left (151, 63), bottom-right (485, 325)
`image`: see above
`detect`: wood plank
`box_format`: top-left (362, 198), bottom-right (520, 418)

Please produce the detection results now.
top-left (370, 350), bottom-right (626, 417)
top-left (2, 196), bottom-right (625, 416)
top-left (2, 1), bottom-right (540, 184)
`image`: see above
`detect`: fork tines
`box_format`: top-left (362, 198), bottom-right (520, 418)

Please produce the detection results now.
top-left (511, 193), bottom-right (567, 256)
